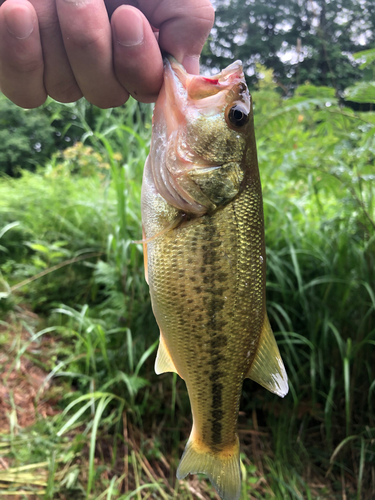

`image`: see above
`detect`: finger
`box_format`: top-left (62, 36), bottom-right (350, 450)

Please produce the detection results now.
top-left (0, 0), bottom-right (46, 107)
top-left (56, 0), bottom-right (129, 108)
top-left (111, 5), bottom-right (163, 103)
top-left (26, 0), bottom-right (82, 103)
top-left (139, 0), bottom-right (215, 74)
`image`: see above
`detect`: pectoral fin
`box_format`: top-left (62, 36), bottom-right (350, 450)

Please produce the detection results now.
top-left (155, 332), bottom-right (181, 377)
top-left (136, 214), bottom-right (184, 247)
top-left (245, 314), bottom-right (289, 398)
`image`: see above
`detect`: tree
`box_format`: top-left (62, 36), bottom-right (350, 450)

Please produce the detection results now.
top-left (202, 0), bottom-right (375, 92)
top-left (0, 95), bottom-right (56, 175)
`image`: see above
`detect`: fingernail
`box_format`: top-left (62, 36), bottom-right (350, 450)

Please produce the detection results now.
top-left (114, 7), bottom-right (144, 47)
top-left (4, 5), bottom-right (34, 40)
top-left (63, 0), bottom-right (91, 5)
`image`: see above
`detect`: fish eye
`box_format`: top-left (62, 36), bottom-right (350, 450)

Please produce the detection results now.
top-left (228, 105), bottom-right (249, 127)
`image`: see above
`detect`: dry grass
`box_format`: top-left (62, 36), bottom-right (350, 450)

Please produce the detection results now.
top-left (0, 308), bottom-right (61, 433)
top-left (0, 309), bottom-right (345, 499)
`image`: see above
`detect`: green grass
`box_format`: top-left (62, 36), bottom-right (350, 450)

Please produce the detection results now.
top-left (0, 87), bottom-right (374, 499)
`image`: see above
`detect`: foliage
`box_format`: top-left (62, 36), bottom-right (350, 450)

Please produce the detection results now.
top-left (252, 82), bottom-right (375, 497)
top-left (0, 98), bottom-right (151, 318)
top-left (204, 0), bottom-right (375, 92)
top-left (345, 48), bottom-right (375, 104)
top-left (0, 81), bottom-right (374, 498)
top-left (0, 93), bottom-right (143, 177)
top-left (0, 94), bottom-right (57, 175)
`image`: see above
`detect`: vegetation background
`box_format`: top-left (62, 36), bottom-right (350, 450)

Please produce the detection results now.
top-left (0, 1), bottom-right (374, 499)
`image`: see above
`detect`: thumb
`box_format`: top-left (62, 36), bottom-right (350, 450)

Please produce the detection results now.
top-left (139, 0), bottom-right (214, 74)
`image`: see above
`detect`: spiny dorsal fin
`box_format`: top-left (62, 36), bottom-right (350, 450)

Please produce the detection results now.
top-left (155, 332), bottom-right (181, 377)
top-left (245, 314), bottom-right (289, 398)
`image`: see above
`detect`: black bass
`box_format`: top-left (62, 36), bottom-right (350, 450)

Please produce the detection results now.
top-left (141, 56), bottom-right (288, 500)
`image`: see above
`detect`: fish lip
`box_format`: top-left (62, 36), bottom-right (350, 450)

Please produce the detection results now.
top-left (163, 54), bottom-right (251, 120)
top-left (163, 53), bottom-right (245, 79)
top-left (163, 54), bottom-right (246, 93)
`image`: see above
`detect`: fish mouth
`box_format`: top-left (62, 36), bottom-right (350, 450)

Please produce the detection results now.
top-left (165, 55), bottom-right (245, 92)
top-left (163, 55), bottom-right (249, 114)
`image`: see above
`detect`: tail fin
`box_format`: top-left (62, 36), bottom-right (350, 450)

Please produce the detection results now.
top-left (176, 434), bottom-right (241, 500)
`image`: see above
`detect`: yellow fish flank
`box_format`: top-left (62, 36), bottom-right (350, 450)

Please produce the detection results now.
top-left (141, 57), bottom-right (288, 500)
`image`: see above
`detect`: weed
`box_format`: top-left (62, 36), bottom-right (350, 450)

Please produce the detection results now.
top-left (0, 88), bottom-right (374, 498)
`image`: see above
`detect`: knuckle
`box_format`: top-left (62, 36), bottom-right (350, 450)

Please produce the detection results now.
top-left (136, 93), bottom-right (159, 104)
top-left (200, 1), bottom-right (215, 26)
top-left (92, 95), bottom-right (129, 109)
top-left (18, 95), bottom-right (47, 108)
top-left (2, 90), bottom-right (47, 108)
top-left (39, 16), bottom-right (61, 39)
top-left (66, 28), bottom-right (107, 51)
top-left (6, 46), bottom-right (44, 74)
top-left (45, 79), bottom-right (83, 103)
top-left (88, 92), bottom-right (129, 109)
top-left (193, 3), bottom-right (215, 34)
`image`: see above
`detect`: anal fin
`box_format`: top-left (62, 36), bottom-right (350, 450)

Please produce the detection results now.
top-left (245, 314), bottom-right (289, 398)
top-left (155, 332), bottom-right (181, 377)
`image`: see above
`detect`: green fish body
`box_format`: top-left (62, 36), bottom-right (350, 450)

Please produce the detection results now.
top-left (141, 57), bottom-right (288, 500)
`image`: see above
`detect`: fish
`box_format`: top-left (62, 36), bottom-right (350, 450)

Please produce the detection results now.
top-left (141, 56), bottom-right (288, 500)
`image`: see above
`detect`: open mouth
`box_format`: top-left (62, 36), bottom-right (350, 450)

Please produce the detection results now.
top-left (163, 56), bottom-right (249, 117)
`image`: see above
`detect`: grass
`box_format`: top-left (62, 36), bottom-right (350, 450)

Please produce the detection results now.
top-left (0, 86), bottom-right (374, 499)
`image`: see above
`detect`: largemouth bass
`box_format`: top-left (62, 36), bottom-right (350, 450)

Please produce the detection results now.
top-left (141, 56), bottom-right (288, 500)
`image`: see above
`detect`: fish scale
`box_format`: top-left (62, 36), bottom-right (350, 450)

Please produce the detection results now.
top-left (144, 176), bottom-right (265, 448)
top-left (141, 56), bottom-right (288, 500)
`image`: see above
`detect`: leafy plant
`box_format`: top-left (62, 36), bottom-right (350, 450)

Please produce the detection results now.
top-left (0, 86), bottom-right (374, 498)
top-left (0, 94), bottom-right (56, 175)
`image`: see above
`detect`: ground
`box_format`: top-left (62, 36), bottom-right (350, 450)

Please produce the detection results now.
top-left (0, 307), bottom-right (341, 500)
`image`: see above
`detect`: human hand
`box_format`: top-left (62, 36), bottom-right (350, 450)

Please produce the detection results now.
top-left (0, 0), bottom-right (214, 108)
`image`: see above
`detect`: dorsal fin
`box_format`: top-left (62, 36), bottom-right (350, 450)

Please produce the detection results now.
top-left (245, 314), bottom-right (288, 398)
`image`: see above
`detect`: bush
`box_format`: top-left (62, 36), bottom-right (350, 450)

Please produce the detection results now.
top-left (0, 94), bottom-right (57, 175)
